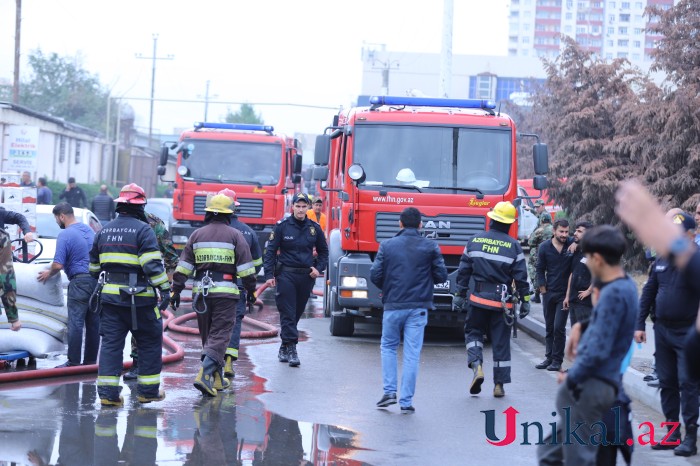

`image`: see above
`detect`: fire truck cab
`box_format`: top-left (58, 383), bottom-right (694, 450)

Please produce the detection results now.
top-left (312, 96), bottom-right (548, 336)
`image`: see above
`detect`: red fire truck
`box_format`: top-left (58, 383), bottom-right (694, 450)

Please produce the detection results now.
top-left (312, 96), bottom-right (548, 336)
top-left (158, 122), bottom-right (303, 252)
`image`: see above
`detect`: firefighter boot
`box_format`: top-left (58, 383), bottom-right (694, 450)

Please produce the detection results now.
top-left (675, 424), bottom-right (698, 457)
top-left (224, 355), bottom-right (235, 378)
top-left (652, 420), bottom-right (681, 450)
top-left (100, 396), bottom-right (124, 408)
top-left (137, 389), bottom-right (166, 404)
top-left (470, 362), bottom-right (484, 395)
top-left (288, 344), bottom-right (300, 367)
top-left (213, 366), bottom-right (231, 391)
top-left (123, 358), bottom-right (138, 381)
top-left (494, 383), bottom-right (505, 398)
top-left (194, 356), bottom-right (218, 397)
top-left (278, 344), bottom-right (289, 363)
top-left (533, 290), bottom-right (541, 304)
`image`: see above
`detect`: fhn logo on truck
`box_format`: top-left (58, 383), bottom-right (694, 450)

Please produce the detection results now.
top-left (157, 122), bottom-right (303, 252)
top-left (310, 96), bottom-right (549, 337)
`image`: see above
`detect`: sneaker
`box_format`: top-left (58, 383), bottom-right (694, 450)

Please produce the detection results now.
top-left (400, 406), bottom-right (415, 414)
top-left (100, 396), bottom-right (124, 408)
top-left (535, 359), bottom-right (552, 370)
top-left (137, 390), bottom-right (166, 404)
top-left (494, 383), bottom-right (505, 398)
top-left (278, 344), bottom-right (289, 363)
top-left (376, 393), bottom-right (397, 408)
top-left (287, 344), bottom-right (300, 367)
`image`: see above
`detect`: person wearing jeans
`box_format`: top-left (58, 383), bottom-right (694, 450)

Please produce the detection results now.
top-left (370, 207), bottom-right (447, 413)
top-left (38, 202), bottom-right (99, 367)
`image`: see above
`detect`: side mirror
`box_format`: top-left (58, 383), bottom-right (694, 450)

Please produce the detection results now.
top-left (293, 153), bottom-right (303, 174)
top-left (292, 174), bottom-right (302, 184)
top-left (159, 146), bottom-right (169, 166)
top-left (533, 143), bottom-right (549, 175)
top-left (533, 175), bottom-right (548, 191)
top-left (157, 166), bottom-right (166, 176)
top-left (312, 165), bottom-right (329, 181)
top-left (314, 135), bottom-right (330, 165)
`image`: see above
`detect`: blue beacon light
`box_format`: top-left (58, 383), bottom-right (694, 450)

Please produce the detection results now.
top-left (369, 95), bottom-right (496, 110)
top-left (193, 122), bottom-right (274, 133)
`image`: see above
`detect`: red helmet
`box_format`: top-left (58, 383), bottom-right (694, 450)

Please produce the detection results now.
top-left (115, 183), bottom-right (147, 204)
top-left (217, 188), bottom-right (241, 206)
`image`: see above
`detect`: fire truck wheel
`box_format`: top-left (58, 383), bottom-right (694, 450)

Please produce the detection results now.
top-left (329, 312), bottom-right (354, 337)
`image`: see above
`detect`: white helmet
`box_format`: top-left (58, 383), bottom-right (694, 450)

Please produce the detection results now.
top-left (396, 168), bottom-right (417, 183)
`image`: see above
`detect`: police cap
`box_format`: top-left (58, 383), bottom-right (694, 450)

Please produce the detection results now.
top-left (292, 192), bottom-right (311, 204)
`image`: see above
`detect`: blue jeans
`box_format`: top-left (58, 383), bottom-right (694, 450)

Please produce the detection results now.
top-left (380, 308), bottom-right (428, 408)
top-left (67, 275), bottom-right (100, 365)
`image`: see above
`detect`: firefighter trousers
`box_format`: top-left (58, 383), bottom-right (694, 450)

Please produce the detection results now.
top-left (97, 303), bottom-right (163, 401)
top-left (465, 304), bottom-right (512, 384)
top-left (196, 295), bottom-right (237, 367)
top-left (227, 287), bottom-right (247, 359)
top-left (275, 271), bottom-right (315, 345)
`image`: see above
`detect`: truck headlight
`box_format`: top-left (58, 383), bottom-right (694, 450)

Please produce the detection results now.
top-left (341, 276), bottom-right (367, 288)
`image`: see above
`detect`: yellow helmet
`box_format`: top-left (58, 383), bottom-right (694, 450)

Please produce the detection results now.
top-left (204, 193), bottom-right (234, 214)
top-left (487, 201), bottom-right (517, 224)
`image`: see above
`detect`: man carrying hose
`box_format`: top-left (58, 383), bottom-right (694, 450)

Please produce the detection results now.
top-left (170, 194), bottom-right (257, 396)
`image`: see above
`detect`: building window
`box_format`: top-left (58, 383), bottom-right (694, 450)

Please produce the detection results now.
top-left (635, 14), bottom-right (643, 22)
top-left (75, 141), bottom-right (81, 164)
top-left (632, 53), bottom-right (640, 60)
top-left (576, 26), bottom-right (586, 34)
top-left (606, 53), bottom-right (613, 59)
top-left (634, 27), bottom-right (643, 34)
top-left (522, 36), bottom-right (530, 43)
top-left (523, 49), bottom-right (529, 56)
top-left (59, 136), bottom-right (66, 163)
top-left (524, 23), bottom-right (531, 31)
top-left (593, 1), bottom-right (602, 7)
top-left (566, 12), bottom-right (573, 20)
top-left (592, 26), bottom-right (600, 34)
top-left (618, 27), bottom-right (628, 34)
top-left (635, 2), bottom-right (642, 8)
top-left (564, 25), bottom-right (573, 33)
top-left (607, 39), bottom-right (614, 46)
top-left (607, 26), bottom-right (614, 34)
top-left (633, 40), bottom-right (641, 47)
top-left (618, 51), bottom-right (628, 58)
top-left (619, 13), bottom-right (630, 22)
top-left (476, 75), bottom-right (496, 101)
top-left (609, 14), bottom-right (615, 22)
top-left (621, 2), bottom-right (630, 9)
top-left (618, 39), bottom-right (629, 46)
top-left (609, 1), bottom-right (616, 7)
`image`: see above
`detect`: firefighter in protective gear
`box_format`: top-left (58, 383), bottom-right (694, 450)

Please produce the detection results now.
top-left (218, 188), bottom-right (263, 378)
top-left (171, 193), bottom-right (257, 397)
top-left (456, 201), bottom-right (530, 398)
top-left (90, 183), bottom-right (171, 407)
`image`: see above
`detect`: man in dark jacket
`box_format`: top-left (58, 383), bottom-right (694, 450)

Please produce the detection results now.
top-left (371, 207), bottom-right (447, 413)
top-left (564, 221), bottom-right (594, 325)
top-left (59, 177), bottom-right (88, 208)
top-left (91, 185), bottom-right (115, 224)
top-left (456, 201), bottom-right (530, 398)
top-left (634, 212), bottom-right (699, 457)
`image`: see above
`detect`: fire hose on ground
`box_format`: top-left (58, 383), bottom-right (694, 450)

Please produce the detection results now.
top-left (0, 282), bottom-right (288, 384)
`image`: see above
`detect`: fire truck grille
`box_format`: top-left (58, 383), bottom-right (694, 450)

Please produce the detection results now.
top-left (193, 196), bottom-right (263, 218)
top-left (375, 212), bottom-right (485, 246)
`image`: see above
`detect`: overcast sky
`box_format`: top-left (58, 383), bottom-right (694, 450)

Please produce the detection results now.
top-left (0, 0), bottom-right (509, 136)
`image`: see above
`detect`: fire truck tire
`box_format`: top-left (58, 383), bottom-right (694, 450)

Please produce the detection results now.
top-left (329, 311), bottom-right (354, 337)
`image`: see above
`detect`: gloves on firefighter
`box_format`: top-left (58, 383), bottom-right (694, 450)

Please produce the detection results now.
top-left (170, 292), bottom-right (181, 311)
top-left (158, 290), bottom-right (171, 312)
top-left (246, 291), bottom-right (257, 306)
top-left (453, 294), bottom-right (467, 312)
top-left (519, 301), bottom-right (531, 319)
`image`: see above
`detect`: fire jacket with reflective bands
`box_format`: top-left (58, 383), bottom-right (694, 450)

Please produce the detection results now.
top-left (456, 228), bottom-right (530, 310)
top-left (89, 214), bottom-right (170, 307)
top-left (230, 215), bottom-right (263, 273)
top-left (172, 222), bottom-right (257, 298)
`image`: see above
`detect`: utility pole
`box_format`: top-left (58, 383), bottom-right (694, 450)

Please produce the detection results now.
top-left (438, 0), bottom-right (454, 98)
top-left (13, 0), bottom-right (21, 104)
top-left (135, 34), bottom-right (173, 148)
top-left (372, 57), bottom-right (399, 96)
top-left (199, 80), bottom-right (218, 121)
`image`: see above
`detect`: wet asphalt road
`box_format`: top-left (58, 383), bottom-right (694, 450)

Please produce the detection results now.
top-left (1, 285), bottom-right (700, 465)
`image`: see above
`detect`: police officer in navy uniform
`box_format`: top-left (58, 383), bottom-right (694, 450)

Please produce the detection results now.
top-left (455, 201), bottom-right (531, 398)
top-left (263, 192), bottom-right (328, 367)
top-left (90, 183), bottom-right (171, 407)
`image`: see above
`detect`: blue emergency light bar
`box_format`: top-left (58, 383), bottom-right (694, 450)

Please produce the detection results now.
top-left (193, 122), bottom-right (274, 133)
top-left (369, 95), bottom-right (496, 110)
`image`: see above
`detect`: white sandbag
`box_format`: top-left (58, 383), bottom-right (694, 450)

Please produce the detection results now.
top-left (13, 262), bottom-right (65, 306)
top-left (0, 310), bottom-right (66, 341)
top-left (15, 295), bottom-right (68, 323)
top-left (0, 328), bottom-right (65, 357)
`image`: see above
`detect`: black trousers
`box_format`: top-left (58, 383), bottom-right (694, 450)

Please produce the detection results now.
top-left (275, 271), bottom-right (315, 344)
top-left (656, 323), bottom-right (699, 426)
top-left (543, 291), bottom-right (567, 364)
top-left (465, 305), bottom-right (512, 384)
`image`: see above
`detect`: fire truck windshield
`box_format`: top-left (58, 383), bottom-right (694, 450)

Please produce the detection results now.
top-left (179, 139), bottom-right (282, 185)
top-left (352, 125), bottom-right (511, 194)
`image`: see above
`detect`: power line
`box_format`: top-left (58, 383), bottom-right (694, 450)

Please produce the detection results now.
top-left (135, 34), bottom-right (174, 147)
top-left (118, 96), bottom-right (340, 110)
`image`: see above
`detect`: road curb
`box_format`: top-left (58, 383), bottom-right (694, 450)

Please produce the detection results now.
top-left (517, 316), bottom-right (663, 415)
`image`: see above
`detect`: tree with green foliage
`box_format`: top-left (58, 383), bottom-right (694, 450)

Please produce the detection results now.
top-left (19, 49), bottom-right (111, 133)
top-left (225, 103), bottom-right (264, 124)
